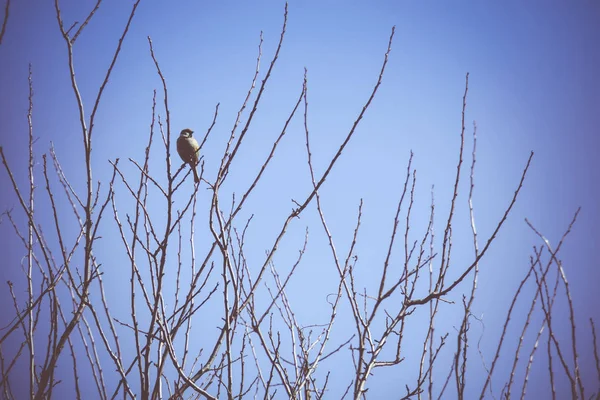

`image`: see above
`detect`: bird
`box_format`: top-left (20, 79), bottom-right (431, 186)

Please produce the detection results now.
top-left (177, 128), bottom-right (200, 183)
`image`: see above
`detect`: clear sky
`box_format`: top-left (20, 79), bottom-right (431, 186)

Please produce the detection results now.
top-left (1, 1), bottom-right (599, 398)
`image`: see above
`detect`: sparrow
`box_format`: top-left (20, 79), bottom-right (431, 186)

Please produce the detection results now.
top-left (177, 128), bottom-right (200, 183)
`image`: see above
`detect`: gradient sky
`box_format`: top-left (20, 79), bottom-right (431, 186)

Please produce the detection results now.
top-left (1, 1), bottom-right (599, 398)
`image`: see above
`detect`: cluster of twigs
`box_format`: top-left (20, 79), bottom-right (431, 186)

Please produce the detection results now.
top-left (0, 1), bottom-right (598, 399)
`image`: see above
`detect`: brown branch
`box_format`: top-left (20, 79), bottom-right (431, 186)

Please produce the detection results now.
top-left (590, 319), bottom-right (600, 393)
top-left (0, 0), bottom-right (10, 45)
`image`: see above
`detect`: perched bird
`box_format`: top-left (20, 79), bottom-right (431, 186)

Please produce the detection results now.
top-left (177, 128), bottom-right (200, 183)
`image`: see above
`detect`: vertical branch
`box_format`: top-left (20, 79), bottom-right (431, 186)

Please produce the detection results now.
top-left (590, 319), bottom-right (600, 394)
top-left (427, 186), bottom-right (436, 400)
top-left (135, 90), bottom-right (157, 395)
top-left (148, 37), bottom-right (172, 186)
top-left (376, 152), bottom-right (413, 303)
top-left (438, 73), bottom-right (469, 292)
top-left (558, 247), bottom-right (584, 400)
top-left (26, 62), bottom-right (36, 399)
top-left (455, 120), bottom-right (479, 398)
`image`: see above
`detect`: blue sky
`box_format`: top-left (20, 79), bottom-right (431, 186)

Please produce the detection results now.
top-left (1, 1), bottom-right (599, 398)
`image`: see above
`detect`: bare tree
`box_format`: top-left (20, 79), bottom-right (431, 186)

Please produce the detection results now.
top-left (0, 1), bottom-right (597, 399)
